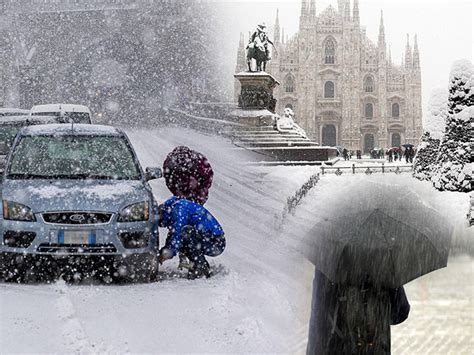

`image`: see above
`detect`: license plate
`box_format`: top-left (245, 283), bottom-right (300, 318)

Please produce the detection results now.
top-left (58, 230), bottom-right (96, 245)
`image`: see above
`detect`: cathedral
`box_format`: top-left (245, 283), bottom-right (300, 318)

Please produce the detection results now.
top-left (235, 0), bottom-right (423, 152)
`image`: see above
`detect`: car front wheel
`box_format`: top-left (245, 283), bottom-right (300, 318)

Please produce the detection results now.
top-left (113, 253), bottom-right (159, 283)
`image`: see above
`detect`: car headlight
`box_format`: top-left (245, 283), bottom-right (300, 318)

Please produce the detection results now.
top-left (117, 202), bottom-right (149, 222)
top-left (2, 200), bottom-right (36, 222)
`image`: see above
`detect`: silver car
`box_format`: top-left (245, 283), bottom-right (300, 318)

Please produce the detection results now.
top-left (0, 124), bottom-right (162, 282)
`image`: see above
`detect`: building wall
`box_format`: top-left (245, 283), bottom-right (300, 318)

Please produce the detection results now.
top-left (237, 1), bottom-right (423, 151)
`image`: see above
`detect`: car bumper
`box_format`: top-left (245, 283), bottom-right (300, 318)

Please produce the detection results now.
top-left (0, 218), bottom-right (159, 257)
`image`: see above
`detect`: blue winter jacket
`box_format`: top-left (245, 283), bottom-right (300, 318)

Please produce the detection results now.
top-left (159, 196), bottom-right (224, 256)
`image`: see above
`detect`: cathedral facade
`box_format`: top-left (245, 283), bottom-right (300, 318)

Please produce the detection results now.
top-left (236, 0), bottom-right (423, 152)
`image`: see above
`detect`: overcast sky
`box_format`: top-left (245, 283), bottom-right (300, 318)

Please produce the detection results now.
top-left (215, 0), bottom-right (473, 115)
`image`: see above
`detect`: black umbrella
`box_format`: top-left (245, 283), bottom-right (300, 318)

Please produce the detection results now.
top-left (402, 144), bottom-right (414, 148)
top-left (305, 184), bottom-right (452, 288)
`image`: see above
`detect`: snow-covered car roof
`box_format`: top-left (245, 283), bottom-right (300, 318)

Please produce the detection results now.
top-left (0, 115), bottom-right (60, 126)
top-left (0, 108), bottom-right (30, 115)
top-left (30, 104), bottom-right (91, 113)
top-left (20, 124), bottom-right (123, 136)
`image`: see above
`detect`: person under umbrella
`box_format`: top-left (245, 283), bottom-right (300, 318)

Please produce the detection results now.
top-left (305, 181), bottom-right (453, 354)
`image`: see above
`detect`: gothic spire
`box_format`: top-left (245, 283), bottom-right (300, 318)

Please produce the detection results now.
top-left (405, 34), bottom-right (413, 69)
top-left (338, 0), bottom-right (344, 14)
top-left (353, 0), bottom-right (359, 23)
top-left (310, 0), bottom-right (316, 17)
top-left (389, 46), bottom-right (392, 66)
top-left (378, 10), bottom-right (385, 46)
top-left (344, 0), bottom-right (351, 20)
top-left (413, 34), bottom-right (420, 69)
top-left (274, 9), bottom-right (281, 44)
top-left (301, 0), bottom-right (308, 16)
top-left (282, 27), bottom-right (285, 44)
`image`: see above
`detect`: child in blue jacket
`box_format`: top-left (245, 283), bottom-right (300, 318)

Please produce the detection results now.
top-left (158, 196), bottom-right (225, 279)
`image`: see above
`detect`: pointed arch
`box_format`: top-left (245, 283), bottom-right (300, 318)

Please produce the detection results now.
top-left (324, 81), bottom-right (335, 98)
top-left (392, 133), bottom-right (401, 147)
top-left (284, 74), bottom-right (295, 93)
top-left (365, 103), bottom-right (374, 119)
top-left (324, 37), bottom-right (336, 64)
top-left (364, 75), bottom-right (375, 93)
top-left (392, 103), bottom-right (400, 117)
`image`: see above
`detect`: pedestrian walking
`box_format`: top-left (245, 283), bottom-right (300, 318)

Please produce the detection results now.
top-left (379, 148), bottom-right (385, 159)
top-left (404, 148), bottom-right (410, 164)
top-left (388, 150), bottom-right (393, 163)
top-left (342, 148), bottom-right (349, 161)
top-left (409, 147), bottom-right (415, 163)
top-left (306, 270), bottom-right (410, 355)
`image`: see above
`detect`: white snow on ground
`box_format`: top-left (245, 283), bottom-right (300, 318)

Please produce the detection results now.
top-left (0, 127), bottom-right (471, 353)
top-left (0, 127), bottom-right (315, 353)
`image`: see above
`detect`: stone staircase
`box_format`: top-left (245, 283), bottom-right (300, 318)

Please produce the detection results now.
top-left (231, 125), bottom-right (339, 165)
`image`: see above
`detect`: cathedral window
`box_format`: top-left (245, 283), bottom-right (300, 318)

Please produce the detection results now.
top-left (324, 38), bottom-right (336, 64)
top-left (392, 103), bottom-right (400, 118)
top-left (364, 76), bottom-right (374, 92)
top-left (285, 76), bottom-right (295, 93)
top-left (365, 103), bottom-right (374, 119)
top-left (324, 81), bottom-right (335, 98)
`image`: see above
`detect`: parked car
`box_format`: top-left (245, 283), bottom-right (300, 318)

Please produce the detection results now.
top-left (30, 104), bottom-right (92, 124)
top-left (0, 115), bottom-right (61, 164)
top-left (0, 108), bottom-right (30, 117)
top-left (0, 124), bottom-right (162, 282)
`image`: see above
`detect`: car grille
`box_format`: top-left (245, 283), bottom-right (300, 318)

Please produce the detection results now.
top-left (42, 212), bottom-right (112, 225)
top-left (37, 243), bottom-right (117, 254)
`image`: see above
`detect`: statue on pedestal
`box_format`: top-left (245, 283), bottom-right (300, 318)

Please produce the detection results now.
top-left (246, 22), bottom-right (275, 72)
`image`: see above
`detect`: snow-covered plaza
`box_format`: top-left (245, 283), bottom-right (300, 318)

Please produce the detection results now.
top-left (1, 127), bottom-right (470, 353)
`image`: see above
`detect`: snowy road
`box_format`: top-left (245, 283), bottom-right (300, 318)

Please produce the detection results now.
top-left (0, 127), bottom-right (472, 353)
top-left (0, 127), bottom-right (315, 353)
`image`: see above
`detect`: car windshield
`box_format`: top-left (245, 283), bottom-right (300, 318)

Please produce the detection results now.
top-left (32, 112), bottom-right (91, 123)
top-left (0, 126), bottom-right (21, 155)
top-left (7, 135), bottom-right (141, 180)
top-left (63, 112), bottom-right (91, 124)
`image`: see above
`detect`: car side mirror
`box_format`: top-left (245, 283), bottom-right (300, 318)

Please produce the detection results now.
top-left (145, 167), bottom-right (162, 181)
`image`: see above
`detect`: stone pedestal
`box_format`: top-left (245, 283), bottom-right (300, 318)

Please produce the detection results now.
top-left (230, 71), bottom-right (339, 163)
top-left (232, 72), bottom-right (280, 126)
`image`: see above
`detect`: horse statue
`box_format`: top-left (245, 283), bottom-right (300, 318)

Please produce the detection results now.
top-left (246, 23), bottom-right (274, 72)
top-left (247, 35), bottom-right (268, 72)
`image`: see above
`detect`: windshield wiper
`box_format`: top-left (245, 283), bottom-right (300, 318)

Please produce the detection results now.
top-left (7, 173), bottom-right (134, 180)
top-left (7, 173), bottom-right (63, 179)
top-left (49, 174), bottom-right (117, 180)
top-left (83, 174), bottom-right (116, 180)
